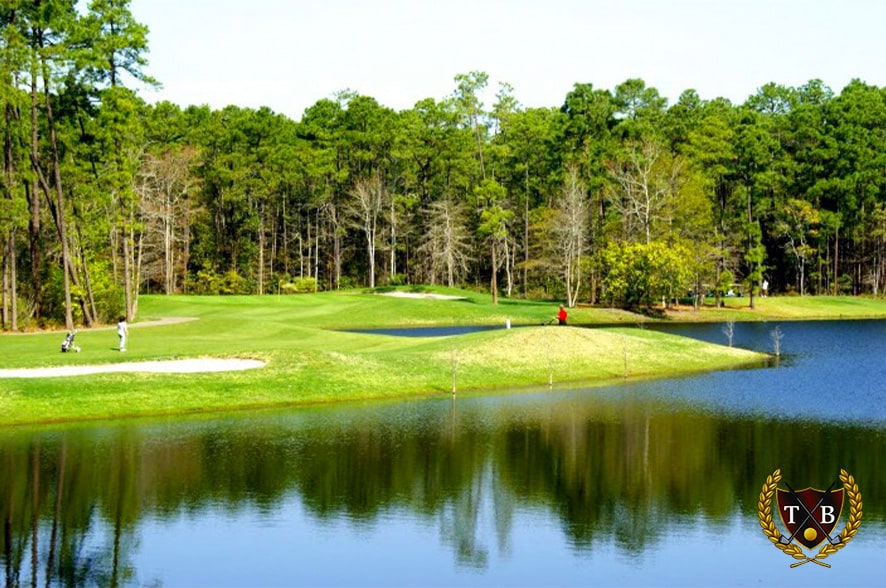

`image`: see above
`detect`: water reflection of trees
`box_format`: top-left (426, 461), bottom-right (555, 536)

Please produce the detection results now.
top-left (2, 440), bottom-right (137, 587)
top-left (2, 404), bottom-right (884, 584)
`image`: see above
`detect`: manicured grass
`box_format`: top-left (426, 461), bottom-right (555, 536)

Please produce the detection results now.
top-left (663, 295), bottom-right (886, 322)
top-left (7, 288), bottom-right (880, 426)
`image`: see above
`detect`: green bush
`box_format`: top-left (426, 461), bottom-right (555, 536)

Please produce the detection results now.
top-left (86, 260), bottom-right (125, 322)
top-left (280, 276), bottom-right (319, 294)
top-left (387, 273), bottom-right (408, 286)
top-left (219, 270), bottom-right (248, 294)
top-left (188, 264), bottom-right (250, 294)
top-left (599, 241), bottom-right (693, 309)
top-left (190, 264), bottom-right (221, 294)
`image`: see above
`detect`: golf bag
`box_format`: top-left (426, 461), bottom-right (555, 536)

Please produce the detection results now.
top-left (61, 331), bottom-right (81, 353)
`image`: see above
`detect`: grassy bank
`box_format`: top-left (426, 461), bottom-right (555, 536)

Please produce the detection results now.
top-left (662, 294), bottom-right (886, 322)
top-left (8, 288), bottom-right (879, 426)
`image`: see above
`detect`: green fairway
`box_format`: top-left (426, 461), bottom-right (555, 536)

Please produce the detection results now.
top-left (7, 288), bottom-right (882, 426)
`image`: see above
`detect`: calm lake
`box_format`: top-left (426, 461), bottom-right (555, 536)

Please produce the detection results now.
top-left (1, 320), bottom-right (884, 587)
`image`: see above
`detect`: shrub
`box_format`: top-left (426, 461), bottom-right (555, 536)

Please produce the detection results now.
top-left (218, 270), bottom-right (248, 294)
top-left (387, 273), bottom-right (408, 286)
top-left (190, 264), bottom-right (222, 294)
top-left (187, 262), bottom-right (253, 294)
top-left (599, 241), bottom-right (693, 309)
top-left (280, 276), bottom-right (319, 294)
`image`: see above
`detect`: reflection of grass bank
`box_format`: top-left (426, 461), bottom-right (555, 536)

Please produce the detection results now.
top-left (0, 287), bottom-right (830, 426)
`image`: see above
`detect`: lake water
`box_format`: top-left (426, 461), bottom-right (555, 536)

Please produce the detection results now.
top-left (1, 320), bottom-right (884, 587)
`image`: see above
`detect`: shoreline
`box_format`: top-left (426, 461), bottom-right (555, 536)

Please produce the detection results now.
top-left (2, 291), bottom-right (885, 427)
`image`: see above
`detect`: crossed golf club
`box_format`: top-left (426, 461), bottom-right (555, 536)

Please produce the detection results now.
top-left (778, 479), bottom-right (841, 567)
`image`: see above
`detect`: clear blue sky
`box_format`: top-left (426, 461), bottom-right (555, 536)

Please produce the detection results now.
top-left (128, 0), bottom-right (886, 120)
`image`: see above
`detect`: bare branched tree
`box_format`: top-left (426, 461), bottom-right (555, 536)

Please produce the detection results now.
top-left (554, 167), bottom-right (588, 308)
top-left (774, 198), bottom-right (819, 295)
top-left (606, 139), bottom-right (682, 244)
top-left (348, 174), bottom-right (386, 288)
top-left (136, 147), bottom-right (198, 294)
top-left (420, 199), bottom-right (471, 287)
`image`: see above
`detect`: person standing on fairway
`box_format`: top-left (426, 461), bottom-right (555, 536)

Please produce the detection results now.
top-left (557, 305), bottom-right (568, 326)
top-left (117, 316), bottom-right (129, 351)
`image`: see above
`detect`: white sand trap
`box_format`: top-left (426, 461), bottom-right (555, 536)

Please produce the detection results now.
top-left (0, 358), bottom-right (265, 379)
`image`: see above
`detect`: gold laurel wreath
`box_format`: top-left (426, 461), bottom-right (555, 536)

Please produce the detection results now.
top-left (758, 468), bottom-right (863, 567)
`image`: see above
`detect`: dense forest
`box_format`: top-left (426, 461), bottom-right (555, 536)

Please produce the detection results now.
top-left (3, 1), bottom-right (886, 330)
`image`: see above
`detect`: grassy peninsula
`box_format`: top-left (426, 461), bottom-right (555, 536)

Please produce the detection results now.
top-left (6, 288), bottom-right (886, 426)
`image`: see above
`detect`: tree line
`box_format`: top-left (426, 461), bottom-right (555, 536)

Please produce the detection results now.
top-left (3, 1), bottom-right (886, 330)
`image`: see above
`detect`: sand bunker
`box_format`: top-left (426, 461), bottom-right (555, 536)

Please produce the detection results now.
top-left (0, 358), bottom-right (265, 379)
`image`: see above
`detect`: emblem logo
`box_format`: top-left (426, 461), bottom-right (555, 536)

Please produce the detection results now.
top-left (758, 469), bottom-right (863, 567)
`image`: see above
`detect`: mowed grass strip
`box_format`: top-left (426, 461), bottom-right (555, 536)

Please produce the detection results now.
top-left (10, 288), bottom-right (878, 426)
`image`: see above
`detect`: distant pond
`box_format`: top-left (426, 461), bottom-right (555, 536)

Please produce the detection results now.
top-left (1, 320), bottom-right (884, 587)
top-left (348, 324), bottom-right (506, 337)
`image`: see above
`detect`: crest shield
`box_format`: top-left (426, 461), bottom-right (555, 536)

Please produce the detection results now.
top-left (777, 487), bottom-right (844, 549)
